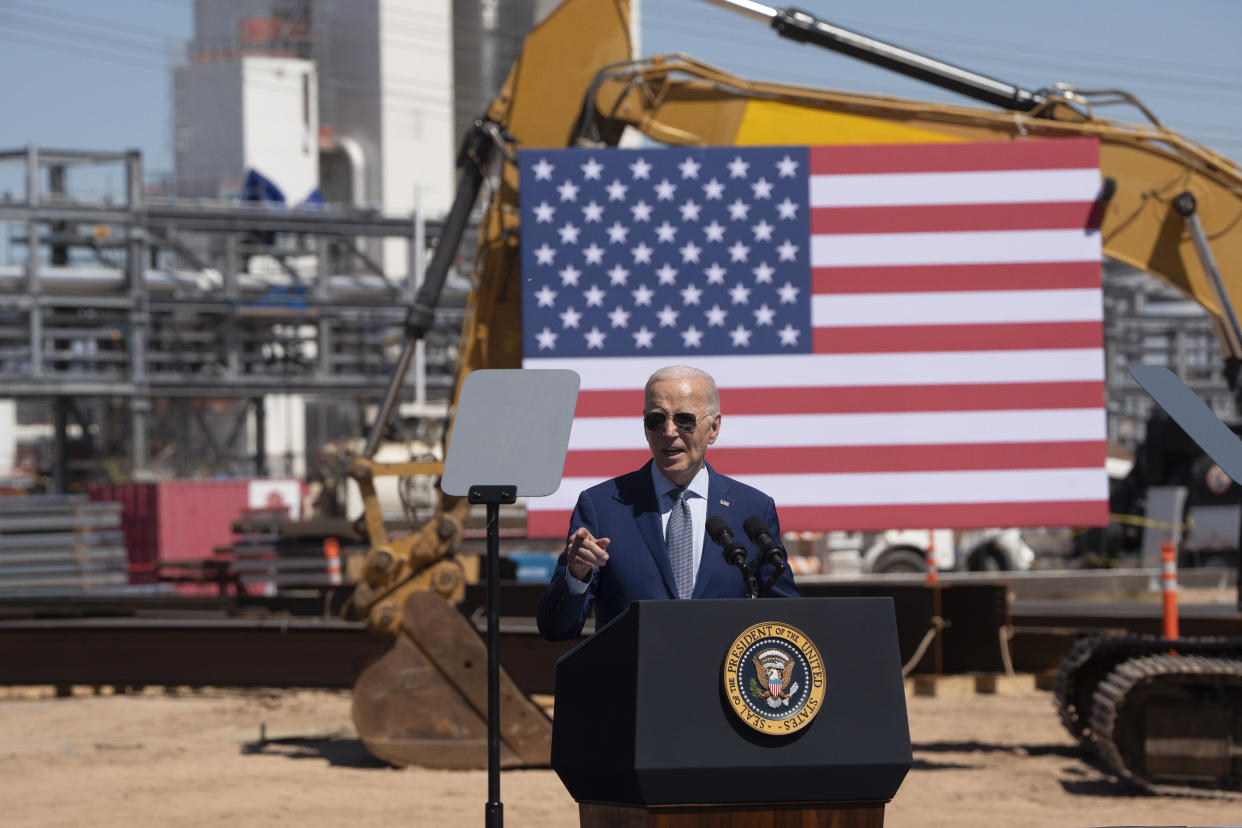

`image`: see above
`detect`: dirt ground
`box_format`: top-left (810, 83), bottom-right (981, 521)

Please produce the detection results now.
top-left (2, 681), bottom-right (1241, 828)
top-left (2, 585), bottom-right (1239, 827)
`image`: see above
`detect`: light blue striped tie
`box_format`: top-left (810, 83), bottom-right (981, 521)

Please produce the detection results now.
top-left (667, 488), bottom-right (694, 599)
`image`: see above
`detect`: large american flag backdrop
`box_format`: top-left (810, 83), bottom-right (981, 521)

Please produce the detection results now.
top-left (517, 139), bottom-right (1108, 537)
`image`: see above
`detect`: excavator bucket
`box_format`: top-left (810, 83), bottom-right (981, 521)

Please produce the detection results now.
top-left (351, 590), bottom-right (553, 769)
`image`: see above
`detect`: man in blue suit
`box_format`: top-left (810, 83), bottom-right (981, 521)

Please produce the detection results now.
top-left (537, 365), bottom-right (801, 641)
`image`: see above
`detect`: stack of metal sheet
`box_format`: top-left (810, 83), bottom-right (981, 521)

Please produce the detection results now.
top-left (0, 495), bottom-right (128, 595)
top-left (225, 508), bottom-right (345, 594)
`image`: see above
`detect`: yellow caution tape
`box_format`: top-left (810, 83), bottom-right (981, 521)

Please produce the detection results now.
top-left (1108, 512), bottom-right (1192, 531)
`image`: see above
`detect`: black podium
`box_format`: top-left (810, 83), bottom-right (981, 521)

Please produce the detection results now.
top-left (551, 598), bottom-right (912, 827)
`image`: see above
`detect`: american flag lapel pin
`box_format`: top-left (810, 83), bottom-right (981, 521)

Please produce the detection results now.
top-left (720, 499), bottom-right (730, 507)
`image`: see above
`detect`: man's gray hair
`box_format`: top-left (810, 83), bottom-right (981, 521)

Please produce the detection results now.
top-left (644, 365), bottom-right (721, 416)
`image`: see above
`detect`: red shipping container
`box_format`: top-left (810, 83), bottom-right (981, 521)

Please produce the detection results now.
top-left (89, 479), bottom-right (303, 594)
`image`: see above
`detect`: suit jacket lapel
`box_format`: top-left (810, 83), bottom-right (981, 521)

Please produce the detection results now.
top-left (693, 465), bottom-right (734, 599)
top-left (624, 461), bottom-right (678, 598)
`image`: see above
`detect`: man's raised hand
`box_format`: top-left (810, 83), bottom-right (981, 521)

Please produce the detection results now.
top-left (567, 527), bottom-right (610, 582)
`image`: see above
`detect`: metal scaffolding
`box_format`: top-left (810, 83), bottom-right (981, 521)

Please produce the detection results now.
top-left (0, 146), bottom-right (466, 486)
top-left (1102, 259), bottom-right (1234, 451)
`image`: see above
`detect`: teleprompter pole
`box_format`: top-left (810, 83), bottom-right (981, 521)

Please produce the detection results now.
top-left (470, 484), bottom-right (517, 828)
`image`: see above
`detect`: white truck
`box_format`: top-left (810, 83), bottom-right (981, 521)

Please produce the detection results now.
top-left (813, 528), bottom-right (1037, 575)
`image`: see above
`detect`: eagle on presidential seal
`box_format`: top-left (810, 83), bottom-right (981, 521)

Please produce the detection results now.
top-left (751, 649), bottom-right (800, 709)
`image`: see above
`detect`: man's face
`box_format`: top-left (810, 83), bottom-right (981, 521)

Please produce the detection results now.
top-left (644, 376), bottom-right (721, 487)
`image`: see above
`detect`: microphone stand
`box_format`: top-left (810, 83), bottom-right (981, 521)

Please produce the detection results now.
top-left (759, 553), bottom-right (786, 596)
top-left (738, 560), bottom-right (759, 599)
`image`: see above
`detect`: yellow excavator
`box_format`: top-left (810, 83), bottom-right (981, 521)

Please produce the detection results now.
top-left (342, 0), bottom-right (1242, 789)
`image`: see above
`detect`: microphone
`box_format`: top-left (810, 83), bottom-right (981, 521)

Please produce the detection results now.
top-left (743, 516), bottom-right (787, 594)
top-left (707, 515), bottom-right (747, 567)
top-left (707, 515), bottom-right (757, 598)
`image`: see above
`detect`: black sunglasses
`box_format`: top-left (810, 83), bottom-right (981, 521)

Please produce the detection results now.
top-left (643, 411), bottom-right (708, 433)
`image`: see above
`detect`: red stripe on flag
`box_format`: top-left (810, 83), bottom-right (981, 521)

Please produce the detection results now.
top-left (813, 321), bottom-right (1103, 354)
top-left (573, 381), bottom-right (1105, 417)
top-left (562, 440), bottom-right (1107, 478)
top-left (810, 201), bottom-right (1100, 234)
top-left (524, 499), bottom-right (1109, 537)
top-left (813, 261), bottom-right (1102, 294)
top-left (528, 509), bottom-right (575, 539)
top-left (809, 139), bottom-right (1099, 174)
top-left (574, 390), bottom-right (647, 417)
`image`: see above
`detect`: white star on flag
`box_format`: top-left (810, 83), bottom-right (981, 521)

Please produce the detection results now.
top-left (583, 285), bottom-right (606, 307)
top-left (534, 285), bottom-right (557, 307)
top-left (531, 158), bottom-right (554, 181)
top-left (606, 179), bottom-right (628, 201)
top-left (584, 326), bottom-right (606, 349)
top-left (534, 243), bottom-right (556, 265)
top-left (581, 158), bottom-right (604, 180)
top-left (607, 222), bottom-right (628, 243)
top-left (535, 327), bottom-right (558, 349)
top-left (534, 201), bottom-right (556, 222)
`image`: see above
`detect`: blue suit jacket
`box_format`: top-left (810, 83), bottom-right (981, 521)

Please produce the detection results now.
top-left (536, 461), bottom-right (801, 641)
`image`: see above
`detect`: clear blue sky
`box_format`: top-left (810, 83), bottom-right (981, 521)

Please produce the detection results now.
top-left (0, 0), bottom-right (1239, 181)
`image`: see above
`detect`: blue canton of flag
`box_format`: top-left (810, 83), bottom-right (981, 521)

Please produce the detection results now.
top-left (519, 146), bottom-right (812, 358)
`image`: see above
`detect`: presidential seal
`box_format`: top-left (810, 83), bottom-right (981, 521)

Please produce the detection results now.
top-left (723, 621), bottom-right (825, 734)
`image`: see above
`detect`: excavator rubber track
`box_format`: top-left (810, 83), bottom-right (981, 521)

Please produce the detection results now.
top-left (1089, 653), bottom-right (1242, 797)
top-left (1053, 634), bottom-right (1242, 749)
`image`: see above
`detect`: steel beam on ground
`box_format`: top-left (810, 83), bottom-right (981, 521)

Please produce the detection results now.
top-left (0, 617), bottom-right (390, 688)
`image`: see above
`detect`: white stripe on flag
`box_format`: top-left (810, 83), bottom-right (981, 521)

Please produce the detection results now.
top-left (568, 408), bottom-right (1105, 450)
top-left (809, 169), bottom-right (1101, 207)
top-left (530, 468), bottom-right (1108, 512)
top-left (809, 229), bottom-right (1101, 267)
top-left (811, 289), bottom-right (1104, 326)
top-left (523, 349), bottom-right (1105, 388)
